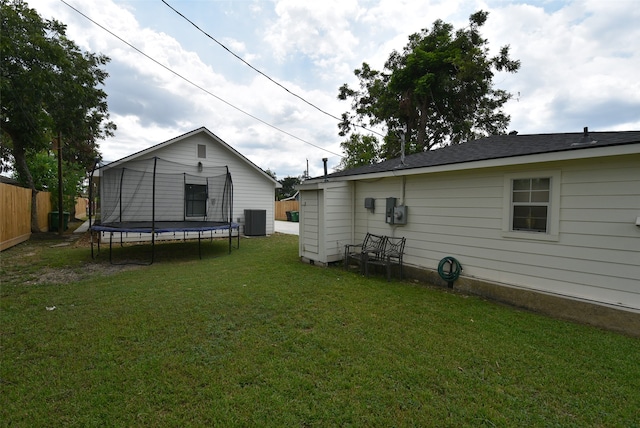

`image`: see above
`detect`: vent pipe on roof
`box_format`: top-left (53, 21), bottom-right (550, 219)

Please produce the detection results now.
top-left (322, 158), bottom-right (328, 182)
top-left (572, 126), bottom-right (597, 146)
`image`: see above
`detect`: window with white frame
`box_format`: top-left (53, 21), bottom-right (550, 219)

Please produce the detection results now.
top-left (502, 171), bottom-right (560, 240)
top-left (512, 178), bottom-right (550, 232)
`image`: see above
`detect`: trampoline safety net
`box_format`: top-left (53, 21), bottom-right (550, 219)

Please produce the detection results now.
top-left (92, 157), bottom-right (233, 225)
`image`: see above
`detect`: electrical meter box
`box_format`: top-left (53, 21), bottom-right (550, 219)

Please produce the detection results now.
top-left (393, 205), bottom-right (407, 225)
top-left (364, 197), bottom-right (375, 211)
top-left (385, 198), bottom-right (407, 225)
top-left (385, 197), bottom-right (396, 223)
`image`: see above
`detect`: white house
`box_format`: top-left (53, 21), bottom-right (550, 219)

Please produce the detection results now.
top-left (297, 129), bottom-right (640, 334)
top-left (95, 127), bottom-right (280, 239)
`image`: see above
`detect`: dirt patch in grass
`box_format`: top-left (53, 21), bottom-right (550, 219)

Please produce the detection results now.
top-left (23, 263), bottom-right (139, 285)
top-left (1, 229), bottom-right (141, 286)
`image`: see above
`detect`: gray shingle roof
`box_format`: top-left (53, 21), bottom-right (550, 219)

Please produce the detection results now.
top-left (323, 130), bottom-right (640, 179)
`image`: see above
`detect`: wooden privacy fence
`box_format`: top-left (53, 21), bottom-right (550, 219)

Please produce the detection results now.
top-left (1, 183), bottom-right (52, 251)
top-left (74, 197), bottom-right (88, 220)
top-left (275, 200), bottom-right (299, 221)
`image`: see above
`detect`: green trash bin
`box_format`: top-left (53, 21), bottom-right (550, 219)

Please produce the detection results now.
top-left (290, 211), bottom-right (299, 222)
top-left (49, 212), bottom-right (70, 232)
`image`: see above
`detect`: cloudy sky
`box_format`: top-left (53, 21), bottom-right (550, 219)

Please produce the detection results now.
top-left (27, 0), bottom-right (640, 179)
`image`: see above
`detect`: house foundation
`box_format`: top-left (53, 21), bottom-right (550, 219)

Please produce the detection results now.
top-left (403, 265), bottom-right (640, 338)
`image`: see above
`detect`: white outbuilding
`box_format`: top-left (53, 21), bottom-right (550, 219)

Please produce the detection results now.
top-left (297, 129), bottom-right (640, 334)
top-left (94, 127), bottom-right (280, 240)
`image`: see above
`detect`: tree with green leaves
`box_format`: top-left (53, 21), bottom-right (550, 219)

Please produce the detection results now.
top-left (1, 0), bottom-right (116, 231)
top-left (277, 176), bottom-right (302, 200)
top-left (336, 133), bottom-right (380, 171)
top-left (338, 11), bottom-right (520, 164)
top-left (20, 150), bottom-right (86, 214)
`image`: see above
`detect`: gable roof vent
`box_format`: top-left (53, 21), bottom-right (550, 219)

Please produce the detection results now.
top-left (572, 126), bottom-right (598, 146)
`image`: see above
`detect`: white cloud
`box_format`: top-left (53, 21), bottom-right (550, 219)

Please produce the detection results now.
top-left (263, 0), bottom-right (361, 65)
top-left (23, 0), bottom-right (640, 178)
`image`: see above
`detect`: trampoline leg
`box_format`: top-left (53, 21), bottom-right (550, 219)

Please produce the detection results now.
top-left (151, 233), bottom-right (155, 265)
top-left (109, 232), bottom-right (114, 264)
top-left (198, 231), bottom-right (202, 259)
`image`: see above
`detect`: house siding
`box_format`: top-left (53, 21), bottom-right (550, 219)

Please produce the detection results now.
top-left (299, 182), bottom-right (353, 264)
top-left (300, 190), bottom-right (320, 257)
top-left (149, 134), bottom-right (275, 235)
top-left (345, 155), bottom-right (640, 309)
top-left (324, 182), bottom-right (352, 262)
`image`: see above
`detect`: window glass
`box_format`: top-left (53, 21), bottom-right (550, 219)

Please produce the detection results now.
top-left (512, 191), bottom-right (530, 203)
top-left (513, 206), bottom-right (548, 232)
top-left (186, 184), bottom-right (207, 217)
top-left (197, 144), bottom-right (206, 159)
top-left (512, 178), bottom-right (530, 191)
top-left (531, 190), bottom-right (550, 202)
top-left (531, 178), bottom-right (550, 190)
top-left (511, 178), bottom-right (550, 232)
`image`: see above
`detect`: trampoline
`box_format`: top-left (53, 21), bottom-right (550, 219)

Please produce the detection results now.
top-left (88, 157), bottom-right (239, 264)
top-left (91, 221), bottom-right (240, 264)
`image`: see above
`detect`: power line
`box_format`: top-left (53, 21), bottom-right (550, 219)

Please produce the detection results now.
top-left (163, 0), bottom-right (342, 122)
top-left (59, 0), bottom-right (343, 158)
top-left (161, 0), bottom-right (385, 139)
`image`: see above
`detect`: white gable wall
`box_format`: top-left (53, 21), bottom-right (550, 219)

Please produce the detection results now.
top-left (149, 133), bottom-right (275, 234)
top-left (99, 131), bottom-right (276, 243)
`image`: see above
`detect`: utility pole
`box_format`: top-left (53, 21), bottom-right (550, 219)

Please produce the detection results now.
top-left (56, 131), bottom-right (63, 236)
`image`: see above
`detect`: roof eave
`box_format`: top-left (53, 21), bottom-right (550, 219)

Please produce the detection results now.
top-left (101, 127), bottom-right (280, 187)
top-left (305, 142), bottom-right (640, 184)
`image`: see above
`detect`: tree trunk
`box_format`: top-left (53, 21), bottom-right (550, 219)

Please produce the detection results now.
top-left (416, 100), bottom-right (429, 151)
top-left (13, 144), bottom-right (41, 233)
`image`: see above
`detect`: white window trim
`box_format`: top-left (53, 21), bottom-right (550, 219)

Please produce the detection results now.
top-left (502, 170), bottom-right (561, 241)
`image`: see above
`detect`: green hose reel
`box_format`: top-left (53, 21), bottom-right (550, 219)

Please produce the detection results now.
top-left (438, 256), bottom-right (462, 288)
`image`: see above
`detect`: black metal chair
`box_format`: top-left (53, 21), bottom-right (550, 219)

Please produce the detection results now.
top-left (344, 233), bottom-right (386, 274)
top-left (366, 236), bottom-right (406, 281)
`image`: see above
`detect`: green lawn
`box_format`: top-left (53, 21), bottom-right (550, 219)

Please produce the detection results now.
top-left (1, 232), bottom-right (639, 427)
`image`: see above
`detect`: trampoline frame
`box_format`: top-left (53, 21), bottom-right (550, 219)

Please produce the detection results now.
top-left (90, 221), bottom-right (240, 265)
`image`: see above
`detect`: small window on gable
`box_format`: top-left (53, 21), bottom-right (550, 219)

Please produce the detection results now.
top-left (197, 144), bottom-right (206, 159)
top-left (502, 171), bottom-right (560, 241)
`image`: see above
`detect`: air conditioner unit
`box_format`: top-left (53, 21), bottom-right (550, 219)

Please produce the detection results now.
top-left (244, 209), bottom-right (266, 236)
